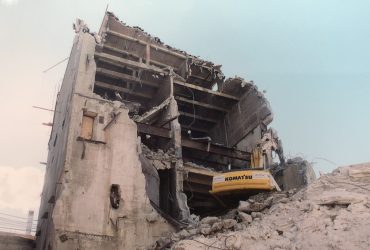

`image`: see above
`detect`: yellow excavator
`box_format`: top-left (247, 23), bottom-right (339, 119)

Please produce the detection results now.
top-left (211, 129), bottom-right (283, 195)
top-left (211, 170), bottom-right (279, 194)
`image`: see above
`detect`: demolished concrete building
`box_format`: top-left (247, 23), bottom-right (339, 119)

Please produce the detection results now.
top-left (35, 12), bottom-right (282, 249)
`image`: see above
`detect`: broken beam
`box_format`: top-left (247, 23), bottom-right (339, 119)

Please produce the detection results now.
top-left (175, 96), bottom-right (229, 113)
top-left (96, 67), bottom-right (159, 88)
top-left (174, 80), bottom-right (239, 101)
top-left (179, 111), bottom-right (219, 124)
top-left (180, 124), bottom-right (209, 133)
top-left (94, 81), bottom-right (152, 99)
top-left (106, 30), bottom-right (188, 60)
top-left (95, 52), bottom-right (166, 74)
top-left (101, 44), bottom-right (180, 71)
top-left (135, 123), bottom-right (249, 161)
top-left (136, 97), bottom-right (171, 123)
top-left (181, 138), bottom-right (250, 161)
top-left (136, 122), bottom-right (172, 139)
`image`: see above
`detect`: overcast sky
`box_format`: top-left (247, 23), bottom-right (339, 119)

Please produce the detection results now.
top-left (0, 0), bottom-right (369, 228)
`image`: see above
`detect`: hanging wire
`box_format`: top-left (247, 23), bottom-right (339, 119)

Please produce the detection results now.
top-left (0, 212), bottom-right (37, 220)
top-left (42, 57), bottom-right (69, 73)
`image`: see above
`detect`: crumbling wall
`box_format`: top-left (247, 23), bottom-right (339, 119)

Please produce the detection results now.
top-left (36, 31), bottom-right (97, 249)
top-left (51, 99), bottom-right (173, 249)
top-left (36, 26), bottom-right (174, 250)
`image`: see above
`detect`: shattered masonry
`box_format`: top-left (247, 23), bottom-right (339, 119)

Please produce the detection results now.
top-left (35, 12), bottom-right (281, 250)
top-left (171, 163), bottom-right (370, 250)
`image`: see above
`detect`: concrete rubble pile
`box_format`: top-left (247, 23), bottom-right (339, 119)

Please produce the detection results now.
top-left (140, 143), bottom-right (178, 171)
top-left (141, 143), bottom-right (177, 162)
top-left (153, 163), bottom-right (370, 250)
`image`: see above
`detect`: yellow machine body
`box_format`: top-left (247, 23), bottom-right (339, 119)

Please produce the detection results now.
top-left (211, 170), bottom-right (276, 194)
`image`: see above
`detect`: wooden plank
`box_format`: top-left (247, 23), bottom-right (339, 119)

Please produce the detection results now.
top-left (179, 111), bottom-right (219, 124)
top-left (94, 81), bottom-right (152, 99)
top-left (81, 116), bottom-right (94, 140)
top-left (175, 96), bottom-right (229, 113)
top-left (95, 52), bottom-right (166, 74)
top-left (136, 122), bottom-right (172, 139)
top-left (96, 68), bottom-right (159, 88)
top-left (174, 80), bottom-right (239, 101)
top-left (181, 138), bottom-right (250, 161)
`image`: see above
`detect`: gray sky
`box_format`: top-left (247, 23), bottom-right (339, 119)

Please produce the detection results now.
top-left (0, 0), bottom-right (369, 226)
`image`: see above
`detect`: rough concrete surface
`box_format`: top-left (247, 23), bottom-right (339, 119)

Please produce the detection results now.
top-left (170, 163), bottom-right (370, 250)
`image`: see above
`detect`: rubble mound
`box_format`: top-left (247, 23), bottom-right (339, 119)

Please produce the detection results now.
top-left (165, 163), bottom-right (370, 250)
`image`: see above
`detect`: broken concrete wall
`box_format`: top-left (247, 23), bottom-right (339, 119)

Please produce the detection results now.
top-left (210, 83), bottom-right (273, 148)
top-left (36, 26), bottom-right (174, 250)
top-left (235, 125), bottom-right (263, 154)
top-left (52, 99), bottom-right (173, 249)
top-left (36, 31), bottom-right (96, 250)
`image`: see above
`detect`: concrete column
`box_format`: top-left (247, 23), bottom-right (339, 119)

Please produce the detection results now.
top-left (168, 73), bottom-right (190, 220)
top-left (146, 44), bottom-right (151, 65)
